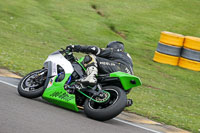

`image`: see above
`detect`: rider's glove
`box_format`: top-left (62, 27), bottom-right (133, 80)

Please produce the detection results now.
top-left (66, 45), bottom-right (75, 52)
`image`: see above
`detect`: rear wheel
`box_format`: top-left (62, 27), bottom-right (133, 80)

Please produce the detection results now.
top-left (18, 69), bottom-right (47, 98)
top-left (84, 86), bottom-right (127, 121)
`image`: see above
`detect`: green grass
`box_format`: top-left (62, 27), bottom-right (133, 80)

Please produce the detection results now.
top-left (0, 0), bottom-right (200, 132)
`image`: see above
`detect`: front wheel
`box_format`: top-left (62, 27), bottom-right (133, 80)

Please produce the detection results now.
top-left (18, 69), bottom-right (47, 98)
top-left (84, 86), bottom-right (127, 121)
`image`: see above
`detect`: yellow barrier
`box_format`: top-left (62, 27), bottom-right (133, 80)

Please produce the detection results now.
top-left (153, 31), bottom-right (184, 66)
top-left (154, 31), bottom-right (200, 71)
top-left (183, 36), bottom-right (200, 51)
top-left (160, 31), bottom-right (185, 47)
top-left (153, 51), bottom-right (179, 66)
top-left (178, 57), bottom-right (200, 71)
top-left (178, 36), bottom-right (200, 71)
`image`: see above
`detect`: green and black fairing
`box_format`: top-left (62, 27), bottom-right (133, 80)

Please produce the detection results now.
top-left (42, 74), bottom-right (79, 112)
top-left (18, 48), bottom-right (142, 121)
top-left (42, 56), bottom-right (141, 112)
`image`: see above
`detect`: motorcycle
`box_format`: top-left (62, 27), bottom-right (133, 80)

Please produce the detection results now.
top-left (18, 48), bottom-right (142, 121)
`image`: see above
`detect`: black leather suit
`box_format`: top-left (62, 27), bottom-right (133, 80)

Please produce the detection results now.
top-left (72, 45), bottom-right (133, 75)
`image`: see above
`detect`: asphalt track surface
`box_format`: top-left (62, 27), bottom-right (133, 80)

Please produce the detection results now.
top-left (0, 77), bottom-right (161, 133)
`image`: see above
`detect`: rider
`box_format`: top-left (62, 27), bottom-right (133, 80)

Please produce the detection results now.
top-left (66, 41), bottom-right (133, 86)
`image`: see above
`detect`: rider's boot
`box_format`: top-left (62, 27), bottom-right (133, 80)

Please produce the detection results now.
top-left (77, 66), bottom-right (98, 86)
top-left (66, 66), bottom-right (97, 93)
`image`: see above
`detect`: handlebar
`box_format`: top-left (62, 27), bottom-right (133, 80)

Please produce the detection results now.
top-left (59, 48), bottom-right (70, 54)
top-left (59, 48), bottom-right (75, 62)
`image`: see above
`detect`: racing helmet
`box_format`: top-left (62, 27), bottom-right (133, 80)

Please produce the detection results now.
top-left (107, 41), bottom-right (124, 51)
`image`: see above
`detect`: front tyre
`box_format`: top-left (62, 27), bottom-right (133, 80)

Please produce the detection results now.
top-left (18, 69), bottom-right (47, 98)
top-left (84, 86), bottom-right (127, 121)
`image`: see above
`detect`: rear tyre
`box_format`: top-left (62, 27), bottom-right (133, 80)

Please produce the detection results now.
top-left (84, 86), bottom-right (127, 121)
top-left (18, 69), bottom-right (47, 98)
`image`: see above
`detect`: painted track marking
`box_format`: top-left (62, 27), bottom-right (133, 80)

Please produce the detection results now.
top-left (114, 118), bottom-right (162, 133)
top-left (0, 79), bottom-right (18, 88)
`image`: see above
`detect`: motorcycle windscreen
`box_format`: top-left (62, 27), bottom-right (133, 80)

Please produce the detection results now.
top-left (42, 74), bottom-right (79, 112)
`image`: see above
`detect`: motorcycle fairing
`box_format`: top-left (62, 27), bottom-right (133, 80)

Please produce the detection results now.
top-left (43, 51), bottom-right (74, 88)
top-left (44, 51), bottom-right (74, 76)
top-left (42, 73), bottom-right (79, 112)
top-left (110, 72), bottom-right (142, 90)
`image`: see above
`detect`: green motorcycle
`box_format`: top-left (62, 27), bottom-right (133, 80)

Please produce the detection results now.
top-left (18, 49), bottom-right (142, 121)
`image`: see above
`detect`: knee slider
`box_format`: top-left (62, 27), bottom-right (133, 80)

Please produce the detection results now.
top-left (83, 55), bottom-right (97, 68)
top-left (84, 55), bottom-right (92, 64)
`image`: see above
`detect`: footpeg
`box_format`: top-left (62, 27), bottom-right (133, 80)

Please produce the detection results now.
top-left (66, 88), bottom-right (75, 94)
top-left (126, 99), bottom-right (133, 107)
top-left (65, 83), bottom-right (84, 94)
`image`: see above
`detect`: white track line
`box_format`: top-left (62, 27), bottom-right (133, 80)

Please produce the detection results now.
top-left (114, 118), bottom-right (162, 133)
top-left (0, 79), bottom-right (18, 88)
top-left (0, 79), bottom-right (162, 133)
